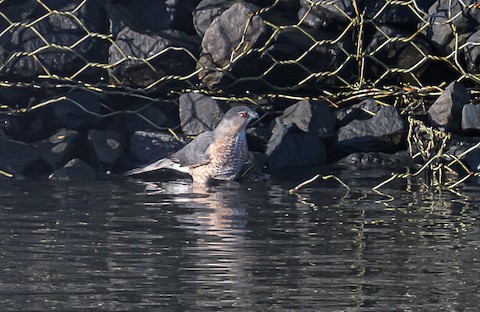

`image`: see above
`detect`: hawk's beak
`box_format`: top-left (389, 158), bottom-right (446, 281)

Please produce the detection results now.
top-left (249, 111), bottom-right (259, 119)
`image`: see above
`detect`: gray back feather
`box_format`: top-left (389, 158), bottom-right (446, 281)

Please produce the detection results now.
top-left (169, 131), bottom-right (215, 167)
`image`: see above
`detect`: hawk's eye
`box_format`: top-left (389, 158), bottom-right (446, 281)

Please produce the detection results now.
top-left (239, 112), bottom-right (247, 118)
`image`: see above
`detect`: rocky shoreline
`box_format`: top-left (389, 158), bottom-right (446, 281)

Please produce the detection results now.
top-left (0, 0), bottom-right (478, 183)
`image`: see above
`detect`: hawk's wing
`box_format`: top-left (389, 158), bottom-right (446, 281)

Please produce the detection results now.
top-left (169, 131), bottom-right (215, 167)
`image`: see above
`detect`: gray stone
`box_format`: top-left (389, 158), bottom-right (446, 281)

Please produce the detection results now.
top-left (109, 27), bottom-right (199, 88)
top-left (35, 129), bottom-right (82, 170)
top-left (52, 90), bottom-right (103, 130)
top-left (0, 137), bottom-right (40, 175)
top-left (299, 0), bottom-right (354, 29)
top-left (428, 81), bottom-right (469, 132)
top-left (179, 93), bottom-right (227, 135)
top-left (197, 2), bottom-right (270, 91)
top-left (465, 30), bottom-right (480, 74)
top-left (461, 104), bottom-right (480, 133)
top-left (49, 158), bottom-right (96, 181)
top-left (88, 129), bottom-right (125, 168)
top-left (129, 130), bottom-right (185, 164)
top-left (337, 106), bottom-right (405, 152)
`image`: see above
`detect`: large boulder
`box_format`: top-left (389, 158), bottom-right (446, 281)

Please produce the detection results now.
top-left (427, 81), bottom-right (469, 133)
top-left (49, 158), bottom-right (96, 181)
top-left (197, 2), bottom-right (271, 91)
top-left (88, 129), bottom-right (125, 169)
top-left (422, 0), bottom-right (480, 56)
top-left (0, 137), bottom-right (41, 176)
top-left (128, 131), bottom-right (185, 165)
top-left (298, 0), bottom-right (355, 29)
top-left (0, 0), bottom-right (109, 82)
top-left (364, 25), bottom-right (432, 85)
top-left (465, 30), bottom-right (480, 74)
top-left (109, 27), bottom-right (199, 88)
top-left (336, 105), bottom-right (405, 153)
top-left (178, 93), bottom-right (227, 135)
top-left (461, 104), bottom-right (480, 134)
top-left (35, 128), bottom-right (82, 170)
top-left (266, 99), bottom-right (334, 168)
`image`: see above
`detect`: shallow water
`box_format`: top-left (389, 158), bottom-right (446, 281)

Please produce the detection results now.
top-left (0, 169), bottom-right (479, 311)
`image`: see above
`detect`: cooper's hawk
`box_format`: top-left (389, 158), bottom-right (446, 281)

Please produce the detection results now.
top-left (126, 106), bottom-right (258, 185)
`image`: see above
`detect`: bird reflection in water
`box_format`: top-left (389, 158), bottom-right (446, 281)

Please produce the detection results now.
top-left (138, 180), bottom-right (255, 310)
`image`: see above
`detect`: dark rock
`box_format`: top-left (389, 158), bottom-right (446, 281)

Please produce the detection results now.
top-left (336, 98), bottom-right (382, 127)
top-left (129, 130), bottom-right (185, 164)
top-left (0, 115), bottom-right (23, 139)
top-left (363, 0), bottom-right (436, 24)
top-left (49, 158), bottom-right (96, 181)
top-left (266, 131), bottom-right (326, 169)
top-left (197, 2), bottom-right (271, 91)
top-left (364, 25), bottom-right (432, 85)
top-left (193, 0), bottom-right (237, 38)
top-left (0, 1), bottom-right (109, 81)
top-left (0, 0), bottom-right (38, 31)
top-left (52, 89), bottom-right (103, 130)
top-left (465, 30), bottom-right (480, 74)
top-left (179, 93), bottom-right (227, 135)
top-left (336, 106), bottom-right (405, 152)
top-left (106, 0), bottom-right (200, 37)
top-left (427, 81), bottom-right (469, 132)
top-left (35, 129), bottom-right (82, 170)
top-left (299, 0), bottom-right (355, 29)
top-left (423, 0), bottom-right (480, 55)
top-left (337, 151), bottom-right (414, 169)
top-left (274, 99), bottom-right (336, 138)
top-left (88, 129), bottom-right (125, 169)
top-left (0, 137), bottom-right (40, 175)
top-left (109, 27), bottom-right (199, 88)
top-left (112, 104), bottom-right (171, 139)
top-left (266, 100), bottom-right (333, 168)
top-left (461, 104), bottom-right (480, 133)
top-left (261, 27), bottom-right (352, 90)
top-left (447, 142), bottom-right (480, 172)
top-left (298, 6), bottom-right (324, 29)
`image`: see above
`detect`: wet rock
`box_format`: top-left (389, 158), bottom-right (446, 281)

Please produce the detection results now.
top-left (129, 130), bottom-right (184, 164)
top-left (0, 137), bottom-right (40, 175)
top-left (364, 25), bottom-right (432, 84)
top-left (88, 129), bottom-right (125, 169)
top-left (35, 129), bottom-right (82, 170)
top-left (461, 104), bottom-right (480, 133)
top-left (197, 2), bottom-right (271, 91)
top-left (179, 93), bottom-right (227, 135)
top-left (109, 27), bottom-right (199, 88)
top-left (266, 131), bottom-right (326, 169)
top-left (447, 141), bottom-right (480, 172)
top-left (337, 151), bottom-right (414, 169)
top-left (266, 100), bottom-right (333, 169)
top-left (423, 0), bottom-right (480, 55)
top-left (52, 90), bottom-right (103, 130)
top-left (299, 0), bottom-right (354, 29)
top-left (112, 105), bottom-right (170, 139)
top-left (336, 106), bottom-right (405, 153)
top-left (427, 81), bottom-right (469, 133)
top-left (465, 30), bottom-right (480, 74)
top-left (0, 1), bottom-right (109, 81)
top-left (274, 99), bottom-right (336, 138)
top-left (49, 158), bottom-right (96, 181)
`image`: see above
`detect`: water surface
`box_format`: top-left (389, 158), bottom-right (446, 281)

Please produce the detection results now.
top-left (0, 169), bottom-right (479, 311)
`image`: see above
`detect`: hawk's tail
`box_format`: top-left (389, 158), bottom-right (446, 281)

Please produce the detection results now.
top-left (124, 158), bottom-right (177, 176)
